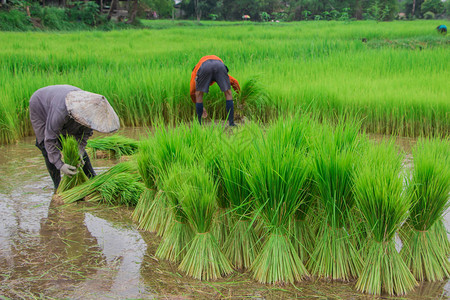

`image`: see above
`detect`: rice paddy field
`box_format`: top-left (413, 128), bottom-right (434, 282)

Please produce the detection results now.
top-left (0, 20), bottom-right (449, 144)
top-left (1, 20), bottom-right (449, 299)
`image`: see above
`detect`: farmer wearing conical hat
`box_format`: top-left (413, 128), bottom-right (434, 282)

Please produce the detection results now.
top-left (190, 55), bottom-right (240, 126)
top-left (29, 85), bottom-right (120, 189)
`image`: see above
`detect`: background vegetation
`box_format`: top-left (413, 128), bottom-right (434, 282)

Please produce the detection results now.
top-left (0, 20), bottom-right (448, 144)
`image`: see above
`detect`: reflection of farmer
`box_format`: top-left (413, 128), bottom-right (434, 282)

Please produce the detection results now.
top-left (190, 55), bottom-right (240, 126)
top-left (436, 25), bottom-right (447, 35)
top-left (29, 85), bottom-right (120, 190)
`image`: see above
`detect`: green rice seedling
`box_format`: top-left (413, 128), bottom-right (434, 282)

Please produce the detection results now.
top-left (246, 137), bottom-right (311, 284)
top-left (400, 137), bottom-right (450, 282)
top-left (433, 218), bottom-right (450, 256)
top-left (354, 140), bottom-right (417, 296)
top-left (85, 172), bottom-right (144, 207)
top-left (307, 120), bottom-right (363, 281)
top-left (133, 125), bottom-right (193, 236)
top-left (155, 164), bottom-right (194, 263)
top-left (56, 135), bottom-right (88, 194)
top-left (291, 174), bottom-right (316, 264)
top-left (218, 129), bottom-right (261, 270)
top-left (87, 134), bottom-right (140, 159)
top-left (237, 77), bottom-right (272, 122)
top-left (60, 161), bottom-right (137, 203)
top-left (178, 166), bottom-right (233, 280)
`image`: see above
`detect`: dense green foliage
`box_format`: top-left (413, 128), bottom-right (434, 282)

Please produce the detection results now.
top-left (0, 21), bottom-right (448, 145)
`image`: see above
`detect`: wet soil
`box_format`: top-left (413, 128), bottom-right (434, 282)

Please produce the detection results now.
top-left (0, 129), bottom-right (448, 299)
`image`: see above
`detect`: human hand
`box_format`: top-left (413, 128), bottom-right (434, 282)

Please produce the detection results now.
top-left (61, 164), bottom-right (77, 177)
top-left (202, 108), bottom-right (208, 119)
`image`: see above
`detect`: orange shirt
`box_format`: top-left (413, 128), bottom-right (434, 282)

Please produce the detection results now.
top-left (190, 55), bottom-right (240, 103)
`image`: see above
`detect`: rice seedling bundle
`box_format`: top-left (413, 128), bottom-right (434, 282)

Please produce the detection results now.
top-left (132, 125), bottom-right (193, 235)
top-left (236, 77), bottom-right (271, 121)
top-left (307, 121), bottom-right (363, 281)
top-left (400, 137), bottom-right (450, 282)
top-left (291, 175), bottom-right (315, 264)
top-left (60, 161), bottom-right (137, 203)
top-left (85, 172), bottom-right (144, 207)
top-left (246, 137), bottom-right (311, 284)
top-left (87, 134), bottom-right (140, 159)
top-left (354, 140), bottom-right (417, 296)
top-left (218, 130), bottom-right (261, 270)
top-left (56, 135), bottom-right (88, 193)
top-left (155, 164), bottom-right (194, 263)
top-left (265, 116), bottom-right (317, 264)
top-left (177, 166), bottom-right (233, 280)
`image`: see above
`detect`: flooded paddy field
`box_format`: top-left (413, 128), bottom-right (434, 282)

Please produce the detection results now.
top-left (1, 130), bottom-right (449, 299)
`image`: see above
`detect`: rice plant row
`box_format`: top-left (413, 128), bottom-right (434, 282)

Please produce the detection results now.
top-left (1, 21), bottom-right (448, 145)
top-left (60, 116), bottom-right (449, 296)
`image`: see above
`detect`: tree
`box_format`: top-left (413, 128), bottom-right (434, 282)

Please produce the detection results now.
top-left (421, 0), bottom-right (444, 15)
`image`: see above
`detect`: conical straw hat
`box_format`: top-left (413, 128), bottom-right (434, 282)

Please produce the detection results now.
top-left (65, 91), bottom-right (120, 133)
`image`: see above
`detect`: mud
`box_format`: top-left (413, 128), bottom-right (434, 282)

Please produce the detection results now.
top-left (0, 129), bottom-right (448, 299)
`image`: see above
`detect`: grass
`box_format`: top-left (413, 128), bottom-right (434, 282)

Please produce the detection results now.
top-left (155, 164), bottom-right (195, 263)
top-left (307, 120), bottom-right (363, 281)
top-left (56, 135), bottom-right (88, 193)
top-left (354, 140), bottom-right (417, 295)
top-left (400, 137), bottom-right (450, 282)
top-left (177, 166), bottom-right (233, 280)
top-left (87, 134), bottom-right (139, 159)
top-left (0, 20), bottom-right (448, 145)
top-left (246, 126), bottom-right (311, 284)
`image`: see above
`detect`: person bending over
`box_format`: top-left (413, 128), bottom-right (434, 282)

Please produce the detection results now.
top-left (190, 55), bottom-right (240, 126)
top-left (29, 85), bottom-right (120, 190)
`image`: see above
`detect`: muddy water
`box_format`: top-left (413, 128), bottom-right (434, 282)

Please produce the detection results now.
top-left (0, 129), bottom-right (449, 299)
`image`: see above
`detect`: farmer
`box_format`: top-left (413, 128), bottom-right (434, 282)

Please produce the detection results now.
top-left (436, 24), bottom-right (447, 35)
top-left (29, 85), bottom-right (120, 190)
top-left (190, 55), bottom-right (240, 126)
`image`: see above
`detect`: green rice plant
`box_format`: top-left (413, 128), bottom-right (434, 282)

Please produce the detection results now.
top-left (56, 135), bottom-right (88, 194)
top-left (155, 164), bottom-right (194, 263)
top-left (246, 137), bottom-right (311, 284)
top-left (354, 140), bottom-right (417, 296)
top-left (60, 161), bottom-right (137, 203)
top-left (178, 166), bottom-right (233, 280)
top-left (307, 120), bottom-right (363, 281)
top-left (433, 218), bottom-right (450, 256)
top-left (87, 134), bottom-right (139, 159)
top-left (237, 77), bottom-right (272, 122)
top-left (218, 129), bottom-right (261, 270)
top-left (85, 172), bottom-right (144, 207)
top-left (291, 175), bottom-right (316, 264)
top-left (132, 125), bottom-right (193, 235)
top-left (400, 137), bottom-right (450, 282)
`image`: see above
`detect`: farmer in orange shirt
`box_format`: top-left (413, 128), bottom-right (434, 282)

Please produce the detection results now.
top-left (190, 55), bottom-right (240, 126)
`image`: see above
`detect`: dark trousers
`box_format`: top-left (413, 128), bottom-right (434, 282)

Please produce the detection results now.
top-left (36, 140), bottom-right (96, 189)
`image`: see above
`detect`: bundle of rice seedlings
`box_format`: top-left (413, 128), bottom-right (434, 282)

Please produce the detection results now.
top-left (400, 137), bottom-right (450, 282)
top-left (178, 166), bottom-right (233, 280)
top-left (87, 134), bottom-right (139, 159)
top-left (60, 161), bottom-right (139, 203)
top-left (354, 140), bottom-right (417, 296)
top-left (155, 164), bottom-right (194, 262)
top-left (237, 77), bottom-right (271, 121)
top-left (133, 125), bottom-right (192, 235)
top-left (291, 174), bottom-right (315, 264)
top-left (85, 172), bottom-right (144, 207)
top-left (56, 135), bottom-right (88, 193)
top-left (218, 131), bottom-right (261, 270)
top-left (307, 121), bottom-right (363, 281)
top-left (246, 139), bottom-right (311, 284)
top-left (433, 218), bottom-right (450, 256)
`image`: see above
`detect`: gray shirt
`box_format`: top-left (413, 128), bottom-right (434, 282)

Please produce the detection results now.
top-left (29, 85), bottom-right (93, 170)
